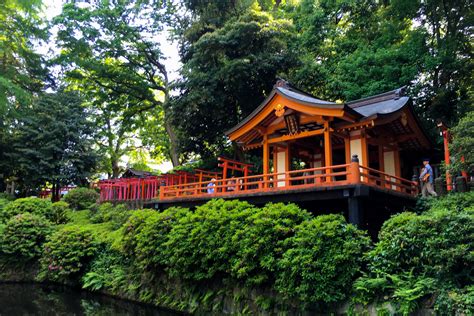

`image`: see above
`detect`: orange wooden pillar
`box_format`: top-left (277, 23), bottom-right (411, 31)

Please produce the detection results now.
top-left (344, 137), bottom-right (351, 164)
top-left (263, 134), bottom-right (269, 188)
top-left (323, 119), bottom-right (333, 182)
top-left (442, 129), bottom-right (453, 191)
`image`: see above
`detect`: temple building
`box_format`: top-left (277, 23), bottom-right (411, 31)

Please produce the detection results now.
top-left (140, 80), bottom-right (433, 233)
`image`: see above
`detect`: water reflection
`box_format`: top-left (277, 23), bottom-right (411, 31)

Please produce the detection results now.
top-left (0, 283), bottom-right (180, 316)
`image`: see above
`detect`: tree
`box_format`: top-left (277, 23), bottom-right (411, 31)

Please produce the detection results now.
top-left (171, 8), bottom-right (297, 159)
top-left (10, 91), bottom-right (97, 201)
top-left (449, 111), bottom-right (474, 175)
top-left (0, 0), bottom-right (49, 190)
top-left (53, 0), bottom-right (179, 174)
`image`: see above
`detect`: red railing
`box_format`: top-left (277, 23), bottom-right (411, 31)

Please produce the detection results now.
top-left (359, 166), bottom-right (419, 196)
top-left (159, 162), bottom-right (419, 200)
top-left (99, 177), bottom-right (160, 202)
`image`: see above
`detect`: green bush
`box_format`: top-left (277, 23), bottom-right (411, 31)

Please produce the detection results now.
top-left (162, 200), bottom-right (254, 281)
top-left (39, 226), bottom-right (98, 282)
top-left (354, 204), bottom-right (474, 312)
top-left (63, 188), bottom-right (99, 210)
top-left (276, 214), bottom-right (370, 306)
top-left (0, 212), bottom-right (52, 259)
top-left (121, 209), bottom-right (157, 257)
top-left (90, 202), bottom-right (131, 229)
top-left (230, 202), bottom-right (312, 286)
top-left (50, 201), bottom-right (71, 224)
top-left (1, 197), bottom-right (52, 223)
top-left (133, 206), bottom-right (190, 270)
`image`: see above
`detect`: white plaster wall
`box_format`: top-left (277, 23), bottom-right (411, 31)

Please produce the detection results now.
top-left (350, 139), bottom-right (364, 166)
top-left (276, 151), bottom-right (287, 187)
top-left (384, 151), bottom-right (397, 189)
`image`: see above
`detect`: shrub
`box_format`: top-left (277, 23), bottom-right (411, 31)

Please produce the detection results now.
top-left (354, 206), bottom-right (474, 311)
top-left (39, 226), bottom-right (98, 282)
top-left (1, 197), bottom-right (52, 223)
top-left (90, 202), bottom-right (131, 229)
top-left (121, 209), bottom-right (157, 257)
top-left (162, 200), bottom-right (254, 281)
top-left (368, 209), bottom-right (473, 282)
top-left (230, 202), bottom-right (312, 286)
top-left (134, 206), bottom-right (190, 270)
top-left (50, 201), bottom-right (71, 224)
top-left (0, 213), bottom-right (52, 259)
top-left (276, 214), bottom-right (370, 306)
top-left (63, 188), bottom-right (99, 210)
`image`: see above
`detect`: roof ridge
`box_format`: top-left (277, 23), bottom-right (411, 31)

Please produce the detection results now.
top-left (274, 79), bottom-right (332, 101)
top-left (347, 86), bottom-right (407, 108)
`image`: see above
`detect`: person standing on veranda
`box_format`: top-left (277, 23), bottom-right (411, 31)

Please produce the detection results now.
top-left (419, 158), bottom-right (437, 197)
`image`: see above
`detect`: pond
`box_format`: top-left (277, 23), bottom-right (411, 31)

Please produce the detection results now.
top-left (0, 283), bottom-right (181, 315)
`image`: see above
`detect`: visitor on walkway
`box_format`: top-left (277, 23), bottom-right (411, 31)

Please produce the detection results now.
top-left (207, 178), bottom-right (216, 194)
top-left (419, 158), bottom-right (437, 197)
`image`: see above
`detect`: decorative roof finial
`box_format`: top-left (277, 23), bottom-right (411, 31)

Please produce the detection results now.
top-left (274, 78), bottom-right (290, 88)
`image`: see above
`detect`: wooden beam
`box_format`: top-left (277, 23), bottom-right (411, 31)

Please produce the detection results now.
top-left (268, 128), bottom-right (325, 144)
top-left (266, 115), bottom-right (323, 134)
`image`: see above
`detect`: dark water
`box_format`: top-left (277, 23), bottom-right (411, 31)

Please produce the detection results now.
top-left (0, 283), bottom-right (181, 316)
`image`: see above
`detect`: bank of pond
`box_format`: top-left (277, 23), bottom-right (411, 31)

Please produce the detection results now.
top-left (0, 190), bottom-right (472, 315)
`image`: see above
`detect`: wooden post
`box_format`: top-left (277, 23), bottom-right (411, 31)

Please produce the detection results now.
top-left (349, 155), bottom-right (361, 184)
top-left (324, 120), bottom-right (333, 182)
top-left (263, 134), bottom-right (269, 188)
top-left (344, 137), bottom-right (351, 164)
top-left (222, 161), bottom-right (228, 180)
top-left (442, 129), bottom-right (453, 191)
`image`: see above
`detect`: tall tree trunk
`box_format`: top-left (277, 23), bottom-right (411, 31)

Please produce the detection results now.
top-left (164, 117), bottom-right (180, 167)
top-left (111, 157), bottom-right (121, 178)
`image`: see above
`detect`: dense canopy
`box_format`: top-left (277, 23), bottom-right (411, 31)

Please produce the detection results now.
top-left (0, 0), bottom-right (472, 195)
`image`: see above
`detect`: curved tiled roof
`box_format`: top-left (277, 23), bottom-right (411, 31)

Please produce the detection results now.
top-left (226, 81), bottom-right (411, 136)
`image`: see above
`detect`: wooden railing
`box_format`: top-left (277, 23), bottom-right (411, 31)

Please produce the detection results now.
top-left (159, 162), bottom-right (418, 200)
top-left (99, 177), bottom-right (160, 202)
top-left (359, 166), bottom-right (419, 196)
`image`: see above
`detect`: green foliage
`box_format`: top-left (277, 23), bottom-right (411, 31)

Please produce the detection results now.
top-left (120, 209), bottom-right (157, 258)
top-left (50, 201), bottom-right (71, 224)
top-left (230, 202), bottom-right (311, 286)
top-left (354, 271), bottom-right (436, 314)
top-left (434, 285), bottom-right (474, 315)
top-left (39, 226), bottom-right (98, 282)
top-left (450, 111), bottom-right (474, 173)
top-left (171, 9), bottom-right (297, 158)
top-left (276, 214), bottom-right (370, 306)
top-left (0, 212), bottom-right (52, 260)
top-left (132, 206), bottom-right (190, 270)
top-left (90, 202), bottom-right (131, 229)
top-left (63, 188), bottom-right (99, 210)
top-left (163, 200), bottom-right (254, 281)
top-left (354, 194), bottom-right (474, 311)
top-left (1, 197), bottom-right (52, 223)
top-left (54, 0), bottom-right (176, 171)
top-left (9, 92), bottom-right (97, 196)
top-left (82, 248), bottom-right (129, 292)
